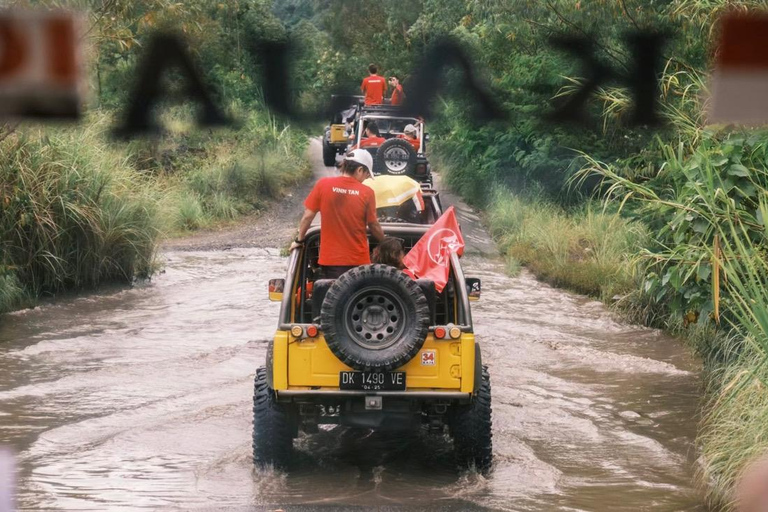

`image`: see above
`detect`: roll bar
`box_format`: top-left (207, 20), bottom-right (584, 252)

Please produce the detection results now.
top-left (277, 226), bottom-right (473, 331)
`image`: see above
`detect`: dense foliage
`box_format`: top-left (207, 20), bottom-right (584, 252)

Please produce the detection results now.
top-left (0, 0), bottom-right (310, 312)
top-left (0, 118), bottom-right (159, 310)
top-left (277, 0), bottom-right (768, 507)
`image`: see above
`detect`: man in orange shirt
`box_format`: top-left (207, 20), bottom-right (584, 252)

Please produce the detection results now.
top-left (389, 76), bottom-right (405, 106)
top-left (291, 150), bottom-right (385, 279)
top-left (351, 122), bottom-right (386, 150)
top-left (361, 64), bottom-right (386, 105)
top-left (397, 124), bottom-right (420, 151)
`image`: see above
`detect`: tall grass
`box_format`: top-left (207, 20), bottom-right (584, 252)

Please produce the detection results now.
top-left (144, 107), bottom-right (311, 233)
top-left (0, 105), bottom-right (311, 314)
top-left (696, 196), bottom-right (768, 508)
top-left (0, 115), bottom-right (160, 313)
top-left (576, 131), bottom-right (768, 507)
top-left (485, 186), bottom-right (647, 300)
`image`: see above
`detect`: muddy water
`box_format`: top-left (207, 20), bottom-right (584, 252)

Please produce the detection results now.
top-left (0, 244), bottom-right (705, 510)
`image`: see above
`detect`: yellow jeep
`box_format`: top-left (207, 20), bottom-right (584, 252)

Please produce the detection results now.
top-left (254, 225), bottom-right (492, 472)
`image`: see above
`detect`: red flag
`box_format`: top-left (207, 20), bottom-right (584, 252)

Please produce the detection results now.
top-left (403, 206), bottom-right (464, 292)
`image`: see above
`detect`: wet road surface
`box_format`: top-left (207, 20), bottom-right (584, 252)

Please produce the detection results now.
top-left (0, 247), bottom-right (705, 511)
top-left (0, 144), bottom-right (706, 510)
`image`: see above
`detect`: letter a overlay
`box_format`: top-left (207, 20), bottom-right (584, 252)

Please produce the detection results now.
top-left (114, 33), bottom-right (229, 137)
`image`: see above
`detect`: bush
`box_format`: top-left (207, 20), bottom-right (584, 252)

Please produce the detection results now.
top-left (127, 106), bottom-right (311, 233)
top-left (0, 118), bottom-right (159, 312)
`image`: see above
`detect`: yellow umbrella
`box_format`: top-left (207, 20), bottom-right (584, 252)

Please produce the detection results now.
top-left (363, 175), bottom-right (422, 209)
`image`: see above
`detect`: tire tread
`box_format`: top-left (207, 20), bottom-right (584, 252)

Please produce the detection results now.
top-left (451, 365), bottom-right (493, 473)
top-left (252, 367), bottom-right (293, 469)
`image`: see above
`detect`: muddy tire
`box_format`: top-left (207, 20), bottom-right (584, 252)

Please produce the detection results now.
top-left (450, 365), bottom-right (493, 474)
top-left (374, 138), bottom-right (416, 176)
top-left (321, 264), bottom-right (430, 371)
top-left (322, 135), bottom-right (336, 167)
top-left (253, 367), bottom-right (293, 469)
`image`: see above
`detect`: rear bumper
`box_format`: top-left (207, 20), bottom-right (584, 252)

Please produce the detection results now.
top-left (276, 390), bottom-right (471, 402)
top-left (277, 333), bottom-right (476, 393)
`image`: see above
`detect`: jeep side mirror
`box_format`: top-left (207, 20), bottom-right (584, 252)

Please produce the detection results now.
top-left (269, 278), bottom-right (284, 302)
top-left (466, 277), bottom-right (481, 301)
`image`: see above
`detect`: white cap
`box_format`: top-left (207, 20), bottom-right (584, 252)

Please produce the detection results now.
top-left (344, 149), bottom-right (374, 176)
top-left (404, 124), bottom-right (417, 136)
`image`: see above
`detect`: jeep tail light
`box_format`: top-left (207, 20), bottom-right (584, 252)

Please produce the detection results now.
top-left (434, 326), bottom-right (447, 339)
top-left (290, 325), bottom-right (303, 337)
top-left (449, 326), bottom-right (461, 339)
top-left (415, 163), bottom-right (427, 175)
top-left (306, 325), bottom-right (318, 338)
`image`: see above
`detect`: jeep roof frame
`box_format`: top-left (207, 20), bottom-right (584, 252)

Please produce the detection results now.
top-left (278, 224), bottom-right (472, 331)
top-left (355, 114), bottom-right (424, 152)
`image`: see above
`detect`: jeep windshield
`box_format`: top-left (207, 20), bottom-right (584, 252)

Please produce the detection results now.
top-left (356, 115), bottom-right (422, 146)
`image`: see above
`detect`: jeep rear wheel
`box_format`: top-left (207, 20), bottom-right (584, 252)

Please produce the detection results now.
top-left (450, 365), bottom-right (493, 474)
top-left (322, 135), bottom-right (336, 167)
top-left (253, 367), bottom-right (294, 469)
top-left (321, 264), bottom-right (430, 371)
top-left (375, 138), bottom-right (417, 176)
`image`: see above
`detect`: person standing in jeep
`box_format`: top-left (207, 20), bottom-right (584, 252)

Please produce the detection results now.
top-left (389, 76), bottom-right (405, 106)
top-left (361, 64), bottom-right (386, 105)
top-left (291, 150), bottom-right (385, 279)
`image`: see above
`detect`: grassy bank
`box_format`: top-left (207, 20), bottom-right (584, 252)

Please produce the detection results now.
top-left (485, 188), bottom-right (647, 300)
top-left (130, 106), bottom-right (311, 233)
top-left (0, 117), bottom-right (160, 313)
top-left (0, 108), bottom-right (310, 314)
top-left (440, 137), bottom-right (768, 507)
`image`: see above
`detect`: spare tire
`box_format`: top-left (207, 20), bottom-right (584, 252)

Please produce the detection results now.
top-left (321, 264), bottom-right (430, 371)
top-left (374, 138), bottom-right (417, 176)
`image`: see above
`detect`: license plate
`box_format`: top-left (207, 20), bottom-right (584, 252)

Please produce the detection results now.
top-left (339, 371), bottom-right (406, 391)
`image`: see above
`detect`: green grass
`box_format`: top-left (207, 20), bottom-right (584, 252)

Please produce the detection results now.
top-left (0, 106), bottom-right (311, 314)
top-left (694, 197), bottom-right (768, 508)
top-left (0, 269), bottom-right (27, 313)
top-left (486, 186), bottom-right (647, 300)
top-left (0, 114), bottom-right (160, 313)
top-left (699, 347), bottom-right (768, 510)
top-left (147, 106), bottom-right (311, 234)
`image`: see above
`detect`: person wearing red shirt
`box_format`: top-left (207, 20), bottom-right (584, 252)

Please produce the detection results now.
top-left (361, 64), bottom-right (386, 105)
top-left (389, 76), bottom-right (405, 106)
top-left (396, 123), bottom-right (421, 151)
top-left (351, 122), bottom-right (386, 150)
top-left (291, 150), bottom-right (385, 279)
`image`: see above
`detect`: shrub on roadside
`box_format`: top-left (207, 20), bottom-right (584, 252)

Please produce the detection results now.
top-left (0, 121), bottom-right (160, 313)
top-left (133, 107), bottom-right (311, 233)
top-left (578, 128), bottom-right (768, 506)
top-left (484, 186), bottom-right (647, 300)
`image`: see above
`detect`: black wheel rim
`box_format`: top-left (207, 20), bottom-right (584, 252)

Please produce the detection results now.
top-left (383, 147), bottom-right (409, 173)
top-left (344, 287), bottom-right (407, 350)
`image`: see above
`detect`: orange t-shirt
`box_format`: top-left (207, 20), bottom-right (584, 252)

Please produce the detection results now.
top-left (304, 176), bottom-right (377, 266)
top-left (397, 134), bottom-right (420, 151)
top-left (360, 136), bottom-right (386, 148)
top-left (349, 137), bottom-right (386, 150)
top-left (361, 75), bottom-right (386, 105)
top-left (390, 84), bottom-right (405, 105)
